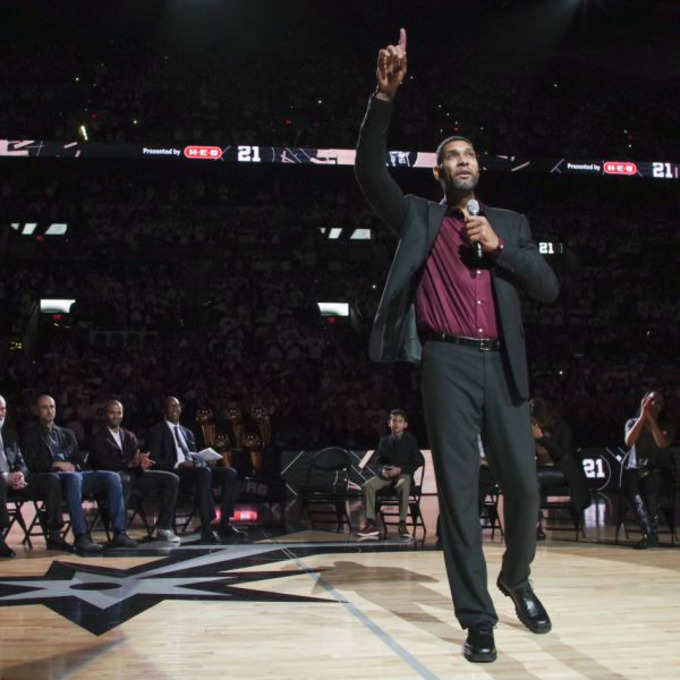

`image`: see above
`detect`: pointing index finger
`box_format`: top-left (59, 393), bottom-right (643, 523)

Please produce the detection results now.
top-left (399, 27), bottom-right (407, 52)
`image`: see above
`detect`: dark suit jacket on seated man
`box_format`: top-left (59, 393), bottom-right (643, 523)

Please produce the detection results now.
top-left (90, 400), bottom-right (181, 543)
top-left (358, 409), bottom-right (423, 539)
top-left (1, 394), bottom-right (72, 555)
top-left (22, 394), bottom-right (137, 554)
top-left (147, 396), bottom-right (244, 543)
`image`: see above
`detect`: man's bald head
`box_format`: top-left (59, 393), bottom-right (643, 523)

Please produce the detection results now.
top-left (36, 394), bottom-right (56, 426)
top-left (164, 396), bottom-right (182, 423)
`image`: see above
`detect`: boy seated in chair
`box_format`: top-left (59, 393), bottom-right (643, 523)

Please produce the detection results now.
top-left (358, 409), bottom-right (423, 538)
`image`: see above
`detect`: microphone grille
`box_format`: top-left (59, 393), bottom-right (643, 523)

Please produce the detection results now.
top-left (466, 199), bottom-right (480, 216)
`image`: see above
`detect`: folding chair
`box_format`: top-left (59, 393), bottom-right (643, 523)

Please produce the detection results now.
top-left (377, 463), bottom-right (427, 543)
top-left (540, 485), bottom-right (585, 541)
top-left (299, 447), bottom-right (358, 532)
top-left (480, 482), bottom-right (504, 539)
top-left (2, 492), bottom-right (35, 549)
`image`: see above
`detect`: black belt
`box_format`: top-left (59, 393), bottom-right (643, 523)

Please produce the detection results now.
top-left (420, 330), bottom-right (501, 352)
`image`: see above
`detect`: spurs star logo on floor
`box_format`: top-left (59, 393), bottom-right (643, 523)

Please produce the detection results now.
top-left (0, 545), bottom-right (334, 635)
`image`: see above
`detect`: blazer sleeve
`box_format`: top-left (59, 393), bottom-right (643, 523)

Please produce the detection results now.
top-left (8, 438), bottom-right (30, 478)
top-left (148, 425), bottom-right (171, 471)
top-left (63, 428), bottom-right (85, 469)
top-left (354, 94), bottom-right (409, 236)
top-left (126, 431), bottom-right (140, 461)
top-left (89, 432), bottom-right (108, 470)
top-left (21, 427), bottom-right (51, 474)
top-left (493, 213), bottom-right (559, 303)
top-left (537, 424), bottom-right (571, 463)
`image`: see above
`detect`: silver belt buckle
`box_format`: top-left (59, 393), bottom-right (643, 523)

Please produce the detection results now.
top-left (479, 338), bottom-right (492, 352)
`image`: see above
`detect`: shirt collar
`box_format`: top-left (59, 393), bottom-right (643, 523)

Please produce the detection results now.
top-left (440, 197), bottom-right (485, 217)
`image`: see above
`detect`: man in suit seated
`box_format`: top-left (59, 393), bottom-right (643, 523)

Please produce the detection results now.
top-left (22, 394), bottom-right (137, 554)
top-left (1, 394), bottom-right (71, 555)
top-left (357, 409), bottom-right (424, 538)
top-left (148, 396), bottom-right (244, 543)
top-left (90, 400), bottom-right (181, 543)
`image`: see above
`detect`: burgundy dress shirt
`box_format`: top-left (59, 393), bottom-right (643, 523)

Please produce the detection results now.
top-left (415, 207), bottom-right (499, 339)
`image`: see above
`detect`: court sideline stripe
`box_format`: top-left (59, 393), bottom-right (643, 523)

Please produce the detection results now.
top-left (279, 544), bottom-right (441, 680)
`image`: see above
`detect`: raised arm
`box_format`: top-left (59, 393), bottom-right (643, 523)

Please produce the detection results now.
top-left (354, 28), bottom-right (409, 235)
top-left (626, 393), bottom-right (673, 449)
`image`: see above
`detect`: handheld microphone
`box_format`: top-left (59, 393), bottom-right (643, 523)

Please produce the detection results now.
top-left (466, 199), bottom-right (483, 260)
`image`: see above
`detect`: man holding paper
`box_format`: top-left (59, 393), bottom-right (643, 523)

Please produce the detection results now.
top-left (148, 396), bottom-right (244, 543)
top-left (91, 399), bottom-right (181, 543)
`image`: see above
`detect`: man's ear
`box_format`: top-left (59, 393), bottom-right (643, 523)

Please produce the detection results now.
top-left (432, 164), bottom-right (441, 182)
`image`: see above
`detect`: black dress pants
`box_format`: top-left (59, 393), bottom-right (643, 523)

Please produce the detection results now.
top-left (537, 466), bottom-right (567, 493)
top-left (176, 466), bottom-right (240, 530)
top-left (422, 341), bottom-right (538, 629)
top-left (119, 470), bottom-right (180, 531)
top-left (0, 472), bottom-right (64, 532)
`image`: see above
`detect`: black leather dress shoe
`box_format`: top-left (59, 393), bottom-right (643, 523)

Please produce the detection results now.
top-left (74, 534), bottom-right (104, 554)
top-left (108, 531), bottom-right (138, 549)
top-left (463, 624), bottom-right (496, 663)
top-left (218, 524), bottom-right (248, 543)
top-left (497, 576), bottom-right (551, 634)
top-left (200, 529), bottom-right (220, 544)
top-left (0, 540), bottom-right (16, 559)
top-left (46, 533), bottom-right (72, 552)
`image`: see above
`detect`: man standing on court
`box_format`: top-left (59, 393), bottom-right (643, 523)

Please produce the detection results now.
top-left (354, 28), bottom-right (559, 663)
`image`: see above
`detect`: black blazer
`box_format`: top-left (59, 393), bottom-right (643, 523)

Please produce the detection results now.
top-left (0, 426), bottom-right (29, 478)
top-left (90, 426), bottom-right (140, 472)
top-left (147, 422), bottom-right (198, 471)
top-left (537, 419), bottom-right (591, 511)
top-left (21, 422), bottom-right (84, 474)
top-left (355, 95), bottom-right (559, 400)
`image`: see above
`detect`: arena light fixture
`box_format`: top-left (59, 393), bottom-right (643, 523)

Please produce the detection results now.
top-left (317, 302), bottom-right (349, 317)
top-left (349, 229), bottom-right (371, 240)
top-left (40, 299), bottom-right (76, 314)
top-left (9, 222), bottom-right (69, 236)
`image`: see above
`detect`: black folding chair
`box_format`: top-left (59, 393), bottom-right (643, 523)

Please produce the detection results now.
top-left (299, 447), bottom-right (358, 533)
top-left (3, 492), bottom-right (35, 549)
top-left (540, 485), bottom-right (585, 541)
top-left (480, 482), bottom-right (504, 539)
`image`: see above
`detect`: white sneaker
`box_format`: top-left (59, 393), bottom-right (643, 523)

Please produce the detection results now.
top-left (155, 529), bottom-right (181, 543)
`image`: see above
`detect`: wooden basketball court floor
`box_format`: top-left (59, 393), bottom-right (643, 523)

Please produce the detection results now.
top-left (1, 526), bottom-right (679, 680)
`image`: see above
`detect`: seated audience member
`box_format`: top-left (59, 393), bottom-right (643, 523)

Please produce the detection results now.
top-left (22, 394), bottom-right (137, 554)
top-left (1, 394), bottom-right (71, 555)
top-left (147, 396), bottom-right (244, 543)
top-left (623, 390), bottom-right (675, 549)
top-left (91, 400), bottom-right (181, 543)
top-left (531, 397), bottom-right (591, 540)
top-left (358, 409), bottom-right (424, 538)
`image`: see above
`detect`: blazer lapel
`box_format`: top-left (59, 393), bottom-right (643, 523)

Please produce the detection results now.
top-left (426, 201), bottom-right (448, 253)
